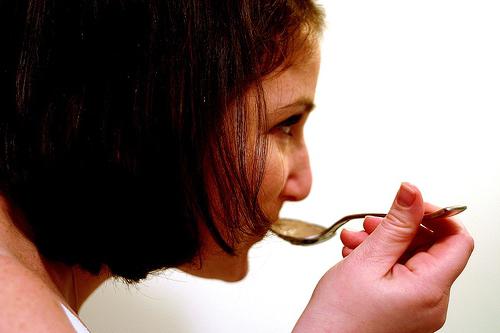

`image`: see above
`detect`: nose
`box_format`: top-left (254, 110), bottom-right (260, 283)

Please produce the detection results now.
top-left (281, 144), bottom-right (312, 202)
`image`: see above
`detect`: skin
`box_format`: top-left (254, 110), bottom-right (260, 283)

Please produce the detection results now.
top-left (293, 183), bottom-right (474, 333)
top-left (0, 196), bottom-right (110, 332)
top-left (180, 41), bottom-right (320, 282)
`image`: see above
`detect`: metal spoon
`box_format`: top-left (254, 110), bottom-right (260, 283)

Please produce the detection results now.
top-left (270, 205), bottom-right (467, 246)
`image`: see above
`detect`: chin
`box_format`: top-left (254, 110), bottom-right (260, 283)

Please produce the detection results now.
top-left (217, 263), bottom-right (249, 282)
top-left (178, 249), bottom-right (250, 282)
top-left (178, 222), bottom-right (267, 282)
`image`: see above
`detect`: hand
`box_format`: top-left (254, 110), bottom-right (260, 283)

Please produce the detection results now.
top-left (293, 183), bottom-right (474, 333)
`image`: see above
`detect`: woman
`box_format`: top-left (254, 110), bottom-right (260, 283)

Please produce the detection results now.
top-left (0, 0), bottom-right (473, 332)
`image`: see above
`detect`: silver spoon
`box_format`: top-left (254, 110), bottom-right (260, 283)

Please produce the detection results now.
top-left (270, 205), bottom-right (467, 246)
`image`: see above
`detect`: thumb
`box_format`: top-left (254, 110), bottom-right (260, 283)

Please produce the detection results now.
top-left (350, 182), bottom-right (424, 275)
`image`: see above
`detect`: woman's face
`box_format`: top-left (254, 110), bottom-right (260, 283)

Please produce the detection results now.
top-left (180, 42), bottom-right (321, 281)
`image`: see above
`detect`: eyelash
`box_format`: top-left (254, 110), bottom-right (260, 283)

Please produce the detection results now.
top-left (276, 114), bottom-right (303, 136)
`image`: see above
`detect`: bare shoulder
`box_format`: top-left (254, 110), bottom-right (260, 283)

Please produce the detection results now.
top-left (0, 255), bottom-right (76, 333)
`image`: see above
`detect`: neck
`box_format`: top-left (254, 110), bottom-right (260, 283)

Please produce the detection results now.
top-left (44, 260), bottom-right (110, 311)
top-left (0, 196), bottom-right (110, 312)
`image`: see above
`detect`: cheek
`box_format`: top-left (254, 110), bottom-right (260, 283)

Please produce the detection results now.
top-left (258, 143), bottom-right (287, 219)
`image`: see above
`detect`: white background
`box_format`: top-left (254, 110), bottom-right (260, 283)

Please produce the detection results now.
top-left (80, 0), bottom-right (500, 332)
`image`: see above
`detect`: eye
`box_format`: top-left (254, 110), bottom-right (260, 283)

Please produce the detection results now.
top-left (275, 114), bottom-right (303, 136)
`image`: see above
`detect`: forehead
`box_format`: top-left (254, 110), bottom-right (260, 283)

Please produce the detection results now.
top-left (261, 42), bottom-right (321, 112)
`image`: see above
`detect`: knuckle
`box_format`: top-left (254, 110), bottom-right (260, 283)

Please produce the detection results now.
top-left (427, 312), bottom-right (447, 332)
top-left (380, 213), bottom-right (415, 240)
top-left (414, 286), bottom-right (449, 331)
top-left (463, 233), bottom-right (475, 253)
top-left (422, 287), bottom-right (446, 309)
top-left (435, 313), bottom-right (447, 331)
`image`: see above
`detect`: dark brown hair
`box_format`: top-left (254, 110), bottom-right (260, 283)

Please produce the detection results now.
top-left (0, 0), bottom-right (324, 282)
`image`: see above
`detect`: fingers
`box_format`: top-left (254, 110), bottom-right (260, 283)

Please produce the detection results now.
top-left (342, 246), bottom-right (353, 257)
top-left (340, 216), bottom-right (381, 257)
top-left (346, 183), bottom-right (424, 275)
top-left (343, 229), bottom-right (437, 260)
top-left (363, 216), bottom-right (383, 234)
top-left (406, 216), bottom-right (474, 286)
top-left (412, 202), bottom-right (473, 283)
top-left (340, 229), bottom-right (369, 258)
top-left (339, 184), bottom-right (473, 290)
top-left (340, 229), bottom-right (369, 249)
top-left (421, 215), bottom-right (467, 239)
top-left (341, 218), bottom-right (435, 260)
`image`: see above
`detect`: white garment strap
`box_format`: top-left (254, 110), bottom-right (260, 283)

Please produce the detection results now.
top-left (60, 303), bottom-right (91, 333)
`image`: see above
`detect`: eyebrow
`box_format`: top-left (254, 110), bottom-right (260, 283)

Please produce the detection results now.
top-left (274, 98), bottom-right (316, 116)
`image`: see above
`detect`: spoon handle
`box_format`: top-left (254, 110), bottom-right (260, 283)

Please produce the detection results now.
top-left (422, 205), bottom-right (467, 221)
top-left (322, 205), bottom-right (467, 242)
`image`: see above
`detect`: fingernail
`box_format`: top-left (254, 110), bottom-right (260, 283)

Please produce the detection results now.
top-left (365, 215), bottom-right (384, 221)
top-left (396, 182), bottom-right (416, 207)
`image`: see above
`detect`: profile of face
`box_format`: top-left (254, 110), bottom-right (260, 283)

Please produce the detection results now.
top-left (180, 41), bottom-right (321, 281)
